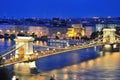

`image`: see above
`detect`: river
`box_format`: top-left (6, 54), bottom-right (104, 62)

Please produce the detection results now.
top-left (0, 39), bottom-right (120, 80)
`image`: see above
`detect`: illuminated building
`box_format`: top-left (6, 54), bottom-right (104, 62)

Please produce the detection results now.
top-left (66, 28), bottom-right (77, 37)
top-left (28, 26), bottom-right (48, 37)
top-left (84, 26), bottom-right (93, 37)
top-left (48, 27), bottom-right (68, 38)
top-left (66, 24), bottom-right (85, 38)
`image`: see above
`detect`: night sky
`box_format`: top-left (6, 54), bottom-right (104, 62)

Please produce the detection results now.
top-left (0, 0), bottom-right (120, 18)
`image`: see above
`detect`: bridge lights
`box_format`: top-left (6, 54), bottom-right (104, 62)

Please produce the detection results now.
top-left (2, 57), bottom-right (6, 60)
top-left (104, 44), bottom-right (111, 49)
top-left (113, 44), bottom-right (117, 48)
top-left (65, 47), bottom-right (68, 49)
top-left (41, 51), bottom-right (43, 53)
top-left (34, 50), bottom-right (37, 53)
top-left (53, 49), bottom-right (56, 51)
top-left (53, 49), bottom-right (56, 52)
top-left (36, 53), bottom-right (38, 55)
top-left (47, 48), bottom-right (49, 51)
top-left (35, 53), bottom-right (38, 57)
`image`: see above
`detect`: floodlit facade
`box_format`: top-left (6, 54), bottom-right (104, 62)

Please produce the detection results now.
top-left (66, 24), bottom-right (85, 37)
top-left (66, 28), bottom-right (77, 37)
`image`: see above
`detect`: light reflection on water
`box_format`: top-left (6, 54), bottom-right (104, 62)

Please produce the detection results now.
top-left (14, 52), bottom-right (120, 80)
top-left (0, 39), bottom-right (15, 52)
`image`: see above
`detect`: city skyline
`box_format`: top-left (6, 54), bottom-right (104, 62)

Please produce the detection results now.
top-left (0, 0), bottom-right (120, 18)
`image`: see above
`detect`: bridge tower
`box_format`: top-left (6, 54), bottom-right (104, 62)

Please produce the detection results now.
top-left (14, 36), bottom-right (37, 74)
top-left (103, 29), bottom-right (116, 43)
top-left (102, 29), bottom-right (117, 52)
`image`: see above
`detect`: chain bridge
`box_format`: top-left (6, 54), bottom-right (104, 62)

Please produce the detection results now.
top-left (0, 29), bottom-right (120, 73)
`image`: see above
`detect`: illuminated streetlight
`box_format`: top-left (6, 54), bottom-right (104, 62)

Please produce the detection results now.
top-left (6, 30), bottom-right (10, 33)
top-left (3, 57), bottom-right (6, 60)
top-left (21, 30), bottom-right (24, 33)
top-left (47, 48), bottom-right (49, 50)
top-left (12, 30), bottom-right (15, 33)
top-left (34, 50), bottom-right (37, 53)
top-left (0, 30), bottom-right (2, 32)
top-left (35, 53), bottom-right (38, 56)
top-left (53, 49), bottom-right (55, 51)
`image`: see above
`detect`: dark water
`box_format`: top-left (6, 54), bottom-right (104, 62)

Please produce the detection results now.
top-left (0, 39), bottom-right (15, 53)
top-left (0, 39), bottom-right (120, 80)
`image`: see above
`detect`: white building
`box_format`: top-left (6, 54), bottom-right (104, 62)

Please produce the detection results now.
top-left (0, 25), bottom-right (49, 37)
top-left (72, 24), bottom-right (84, 36)
top-left (28, 26), bottom-right (48, 37)
top-left (0, 25), bottom-right (16, 34)
top-left (84, 26), bottom-right (93, 37)
top-left (96, 24), bottom-right (117, 31)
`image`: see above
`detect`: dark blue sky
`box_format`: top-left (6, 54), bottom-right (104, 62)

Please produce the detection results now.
top-left (0, 0), bottom-right (120, 18)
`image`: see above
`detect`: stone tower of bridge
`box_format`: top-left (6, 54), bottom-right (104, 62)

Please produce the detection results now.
top-left (103, 29), bottom-right (116, 43)
top-left (14, 36), bottom-right (34, 58)
top-left (14, 36), bottom-right (37, 74)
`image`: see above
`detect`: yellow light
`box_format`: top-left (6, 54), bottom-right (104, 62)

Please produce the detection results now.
top-left (47, 48), bottom-right (49, 50)
top-left (36, 53), bottom-right (38, 56)
top-left (57, 32), bottom-right (61, 35)
top-left (81, 29), bottom-right (85, 36)
top-left (113, 44), bottom-right (117, 48)
top-left (35, 32), bottom-right (38, 34)
top-left (34, 50), bottom-right (37, 53)
top-left (67, 28), bottom-right (78, 37)
top-left (12, 30), bottom-right (15, 33)
top-left (104, 44), bottom-right (111, 48)
top-left (0, 30), bottom-right (2, 32)
top-left (21, 30), bottom-right (24, 33)
top-left (6, 30), bottom-right (10, 33)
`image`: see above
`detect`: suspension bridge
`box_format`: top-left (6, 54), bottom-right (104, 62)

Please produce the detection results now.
top-left (0, 29), bottom-right (120, 73)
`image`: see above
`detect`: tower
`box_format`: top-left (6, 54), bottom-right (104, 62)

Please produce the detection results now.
top-left (14, 36), bottom-right (37, 74)
top-left (103, 29), bottom-right (116, 44)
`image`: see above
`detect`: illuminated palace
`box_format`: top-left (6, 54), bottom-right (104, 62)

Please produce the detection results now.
top-left (66, 24), bottom-right (85, 38)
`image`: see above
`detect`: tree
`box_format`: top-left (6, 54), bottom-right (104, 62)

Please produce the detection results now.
top-left (90, 31), bottom-right (101, 39)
